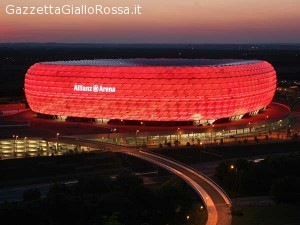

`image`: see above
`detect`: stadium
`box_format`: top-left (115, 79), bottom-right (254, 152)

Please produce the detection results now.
top-left (0, 58), bottom-right (293, 158)
top-left (25, 59), bottom-right (277, 126)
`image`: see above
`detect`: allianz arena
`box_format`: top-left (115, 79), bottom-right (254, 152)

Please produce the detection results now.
top-left (24, 59), bottom-right (277, 123)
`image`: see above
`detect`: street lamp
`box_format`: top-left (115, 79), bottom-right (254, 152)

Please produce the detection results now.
top-left (191, 132), bottom-right (195, 145)
top-left (200, 142), bottom-right (205, 150)
top-left (179, 131), bottom-right (182, 143)
top-left (230, 164), bottom-right (239, 207)
top-left (230, 164), bottom-right (238, 177)
top-left (24, 137), bottom-right (27, 156)
top-left (210, 125), bottom-right (214, 143)
top-left (12, 135), bottom-right (18, 158)
top-left (12, 135), bottom-right (15, 158)
top-left (230, 164), bottom-right (238, 192)
top-left (135, 130), bottom-right (139, 148)
top-left (221, 129), bottom-right (226, 143)
top-left (248, 122), bottom-right (251, 140)
top-left (15, 135), bottom-right (18, 156)
top-left (56, 133), bottom-right (60, 152)
top-left (265, 116), bottom-right (269, 133)
top-left (111, 128), bottom-right (117, 143)
top-left (177, 127), bottom-right (180, 141)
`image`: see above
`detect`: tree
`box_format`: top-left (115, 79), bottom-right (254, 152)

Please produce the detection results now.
top-left (47, 183), bottom-right (70, 198)
top-left (23, 188), bottom-right (41, 202)
top-left (115, 170), bottom-right (143, 195)
top-left (103, 213), bottom-right (123, 225)
top-left (271, 176), bottom-right (300, 203)
top-left (78, 174), bottom-right (113, 194)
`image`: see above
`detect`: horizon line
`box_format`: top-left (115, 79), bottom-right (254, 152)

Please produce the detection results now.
top-left (1, 42), bottom-right (300, 45)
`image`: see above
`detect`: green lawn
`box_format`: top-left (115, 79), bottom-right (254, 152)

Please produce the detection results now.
top-left (232, 204), bottom-right (300, 225)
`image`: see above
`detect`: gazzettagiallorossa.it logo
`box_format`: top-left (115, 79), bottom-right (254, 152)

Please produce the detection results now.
top-left (5, 4), bottom-right (142, 15)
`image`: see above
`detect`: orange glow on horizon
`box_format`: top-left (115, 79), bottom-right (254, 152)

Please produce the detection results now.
top-left (1, 0), bottom-right (300, 43)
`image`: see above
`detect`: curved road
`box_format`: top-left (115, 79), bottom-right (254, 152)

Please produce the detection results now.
top-left (125, 149), bottom-right (232, 225)
top-left (59, 137), bottom-right (232, 225)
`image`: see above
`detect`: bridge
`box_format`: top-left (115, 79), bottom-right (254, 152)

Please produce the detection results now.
top-left (59, 136), bottom-right (232, 225)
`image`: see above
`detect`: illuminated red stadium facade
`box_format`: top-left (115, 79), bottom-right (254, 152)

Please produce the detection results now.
top-left (24, 59), bottom-right (276, 123)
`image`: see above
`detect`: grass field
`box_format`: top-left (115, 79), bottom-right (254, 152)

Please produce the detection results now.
top-left (232, 204), bottom-right (300, 225)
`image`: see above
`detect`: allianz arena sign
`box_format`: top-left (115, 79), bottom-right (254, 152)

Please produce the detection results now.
top-left (74, 84), bottom-right (116, 93)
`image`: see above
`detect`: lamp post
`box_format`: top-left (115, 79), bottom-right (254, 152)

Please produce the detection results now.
top-left (230, 164), bottom-right (238, 207)
top-left (265, 115), bottom-right (269, 127)
top-left (265, 116), bottom-right (270, 134)
top-left (56, 133), bottom-right (60, 154)
top-left (24, 137), bottom-right (27, 156)
top-left (16, 135), bottom-right (18, 157)
top-left (248, 122), bottom-right (251, 140)
top-left (179, 131), bottom-right (182, 143)
top-left (200, 142), bottom-right (205, 150)
top-left (230, 164), bottom-right (238, 186)
top-left (212, 125), bottom-right (215, 143)
top-left (279, 120), bottom-right (283, 139)
top-left (192, 132), bottom-right (195, 145)
top-left (113, 128), bottom-right (117, 143)
top-left (173, 127), bottom-right (180, 146)
top-left (199, 142), bottom-right (204, 162)
top-left (230, 164), bottom-right (237, 176)
top-left (135, 130), bottom-right (139, 148)
top-left (12, 135), bottom-right (15, 158)
top-left (12, 135), bottom-right (18, 158)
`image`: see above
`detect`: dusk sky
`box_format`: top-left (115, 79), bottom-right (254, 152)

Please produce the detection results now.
top-left (1, 0), bottom-right (300, 43)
